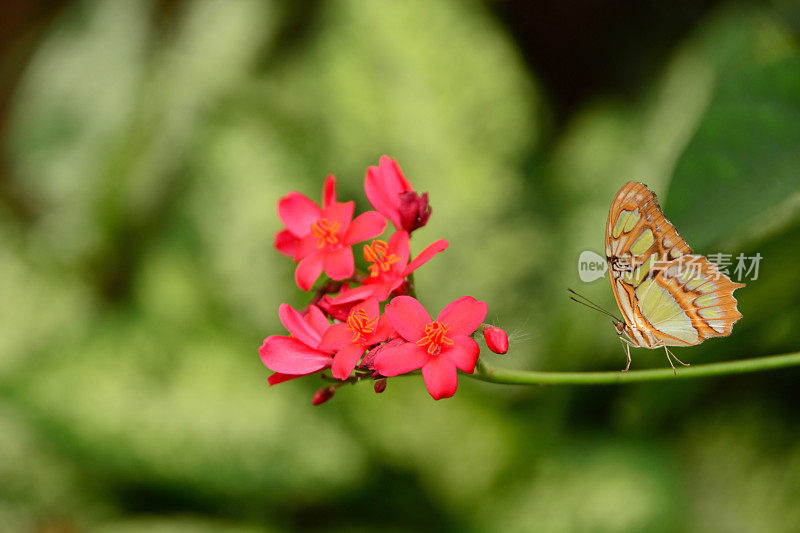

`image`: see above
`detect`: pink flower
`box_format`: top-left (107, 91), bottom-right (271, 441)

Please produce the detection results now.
top-left (366, 156), bottom-right (430, 232)
top-left (332, 231), bottom-right (448, 304)
top-left (483, 326), bottom-right (509, 354)
top-left (318, 297), bottom-right (393, 380)
top-left (276, 178), bottom-right (387, 290)
top-left (259, 304), bottom-right (335, 384)
top-left (274, 175), bottom-right (338, 257)
top-left (373, 295), bottom-right (488, 400)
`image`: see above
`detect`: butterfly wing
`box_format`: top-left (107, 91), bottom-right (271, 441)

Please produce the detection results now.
top-left (605, 182), bottom-right (744, 348)
top-left (637, 255), bottom-right (744, 346)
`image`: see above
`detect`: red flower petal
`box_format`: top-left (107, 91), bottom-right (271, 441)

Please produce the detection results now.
top-left (316, 295), bottom-right (356, 322)
top-left (332, 284), bottom-right (379, 305)
top-left (421, 356), bottom-right (458, 400)
top-left (294, 234), bottom-right (320, 262)
top-left (322, 201), bottom-right (355, 234)
top-left (331, 343), bottom-right (365, 380)
top-left (268, 372), bottom-right (309, 385)
top-left (279, 304), bottom-right (323, 348)
top-left (436, 296), bottom-right (487, 337)
top-left (322, 174), bottom-right (337, 208)
top-left (278, 192), bottom-right (322, 237)
top-left (404, 239), bottom-right (449, 275)
top-left (295, 253), bottom-right (324, 291)
top-left (445, 335), bottom-right (480, 373)
top-left (318, 323), bottom-right (353, 352)
top-left (344, 211), bottom-right (387, 244)
top-left (373, 342), bottom-right (430, 376)
top-left (366, 314), bottom-right (394, 345)
top-left (355, 296), bottom-right (380, 320)
top-left (387, 230), bottom-right (410, 270)
top-left (323, 246), bottom-right (354, 280)
top-left (259, 336), bottom-right (331, 374)
top-left (274, 229), bottom-right (299, 257)
top-left (385, 295), bottom-right (431, 342)
top-left (305, 305), bottom-right (332, 337)
top-left (375, 279), bottom-right (404, 301)
top-left (365, 175), bottom-right (398, 229)
top-left (365, 156), bottom-right (411, 229)
top-left (383, 156), bottom-right (412, 189)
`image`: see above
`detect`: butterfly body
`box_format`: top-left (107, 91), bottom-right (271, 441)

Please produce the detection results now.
top-left (604, 182), bottom-right (744, 370)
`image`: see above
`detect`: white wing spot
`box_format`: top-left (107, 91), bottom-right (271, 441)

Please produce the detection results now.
top-left (707, 321), bottom-right (727, 334)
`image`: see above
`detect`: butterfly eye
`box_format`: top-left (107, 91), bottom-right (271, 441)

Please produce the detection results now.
top-left (611, 256), bottom-right (632, 273)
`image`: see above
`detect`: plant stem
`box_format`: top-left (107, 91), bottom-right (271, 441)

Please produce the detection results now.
top-left (470, 351), bottom-right (800, 386)
top-left (406, 271), bottom-right (417, 298)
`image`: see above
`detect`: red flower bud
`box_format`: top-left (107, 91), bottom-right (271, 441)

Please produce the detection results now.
top-left (483, 327), bottom-right (509, 354)
top-left (312, 386), bottom-right (336, 406)
top-left (398, 191), bottom-right (431, 232)
top-left (362, 338), bottom-right (405, 371)
top-left (374, 378), bottom-right (387, 393)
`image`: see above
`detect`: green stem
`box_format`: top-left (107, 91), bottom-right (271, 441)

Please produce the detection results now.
top-left (406, 271), bottom-right (417, 298)
top-left (470, 351), bottom-right (800, 386)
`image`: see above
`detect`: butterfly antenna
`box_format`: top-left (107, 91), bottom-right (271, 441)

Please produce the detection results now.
top-left (569, 296), bottom-right (619, 320)
top-left (567, 288), bottom-right (619, 319)
top-left (567, 288), bottom-right (622, 322)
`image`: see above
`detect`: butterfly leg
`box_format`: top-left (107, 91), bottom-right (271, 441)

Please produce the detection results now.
top-left (667, 347), bottom-right (690, 367)
top-left (618, 337), bottom-right (632, 372)
top-left (663, 346), bottom-right (689, 375)
top-left (663, 346), bottom-right (677, 375)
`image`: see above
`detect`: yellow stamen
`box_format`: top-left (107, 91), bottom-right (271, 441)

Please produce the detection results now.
top-left (416, 321), bottom-right (454, 355)
top-left (346, 308), bottom-right (379, 342)
top-left (310, 218), bottom-right (341, 248)
top-left (363, 240), bottom-right (400, 277)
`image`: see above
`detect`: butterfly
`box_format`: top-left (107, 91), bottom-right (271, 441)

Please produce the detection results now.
top-left (572, 182), bottom-right (744, 373)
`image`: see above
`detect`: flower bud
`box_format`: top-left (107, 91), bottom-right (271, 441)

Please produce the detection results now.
top-left (483, 327), bottom-right (509, 354)
top-left (312, 386), bottom-right (336, 406)
top-left (362, 338), bottom-right (405, 371)
top-left (373, 378), bottom-right (387, 393)
top-left (398, 191), bottom-right (431, 232)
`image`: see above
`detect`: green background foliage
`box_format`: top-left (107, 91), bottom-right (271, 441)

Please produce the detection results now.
top-left (0, 1), bottom-right (799, 531)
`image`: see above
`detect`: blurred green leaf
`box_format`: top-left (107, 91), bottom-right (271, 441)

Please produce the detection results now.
top-left (680, 401), bottom-right (800, 532)
top-left (667, 55), bottom-right (800, 250)
top-left (0, 405), bottom-right (106, 531)
top-left (6, 317), bottom-right (370, 505)
top-left (95, 515), bottom-right (271, 533)
top-left (476, 439), bottom-right (681, 533)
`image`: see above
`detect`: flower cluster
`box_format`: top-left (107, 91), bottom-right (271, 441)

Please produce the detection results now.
top-left (260, 156), bottom-right (508, 402)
